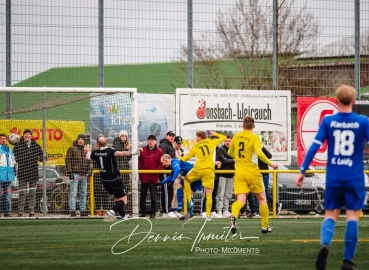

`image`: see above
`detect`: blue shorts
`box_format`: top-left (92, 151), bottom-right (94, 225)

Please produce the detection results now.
top-left (180, 179), bottom-right (203, 192)
top-left (324, 186), bottom-right (366, 211)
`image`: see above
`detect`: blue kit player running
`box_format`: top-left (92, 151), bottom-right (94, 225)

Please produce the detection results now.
top-left (296, 85), bottom-right (369, 270)
top-left (160, 154), bottom-right (203, 219)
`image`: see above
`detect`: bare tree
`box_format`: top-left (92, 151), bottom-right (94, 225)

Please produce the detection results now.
top-left (180, 0), bottom-right (321, 93)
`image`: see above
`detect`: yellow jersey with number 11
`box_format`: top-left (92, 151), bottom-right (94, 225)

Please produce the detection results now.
top-left (180, 133), bottom-right (227, 170)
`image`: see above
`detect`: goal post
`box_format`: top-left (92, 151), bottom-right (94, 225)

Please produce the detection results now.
top-left (0, 87), bottom-right (139, 218)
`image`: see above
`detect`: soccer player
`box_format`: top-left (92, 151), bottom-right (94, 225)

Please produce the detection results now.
top-left (179, 131), bottom-right (226, 221)
top-left (160, 154), bottom-right (203, 218)
top-left (86, 135), bottom-right (136, 220)
top-left (228, 117), bottom-right (278, 234)
top-left (296, 85), bottom-right (368, 270)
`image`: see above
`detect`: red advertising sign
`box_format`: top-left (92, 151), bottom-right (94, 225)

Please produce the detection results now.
top-left (297, 97), bottom-right (338, 166)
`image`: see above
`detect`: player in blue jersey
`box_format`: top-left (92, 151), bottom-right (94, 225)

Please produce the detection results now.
top-left (296, 85), bottom-right (369, 270)
top-left (160, 154), bottom-right (203, 220)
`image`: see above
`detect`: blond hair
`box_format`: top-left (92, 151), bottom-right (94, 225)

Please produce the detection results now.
top-left (336, 85), bottom-right (356, 105)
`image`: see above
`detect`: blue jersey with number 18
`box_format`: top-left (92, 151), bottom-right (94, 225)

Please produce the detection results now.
top-left (301, 112), bottom-right (369, 187)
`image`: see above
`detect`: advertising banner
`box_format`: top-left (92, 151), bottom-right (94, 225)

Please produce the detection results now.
top-left (0, 120), bottom-right (85, 165)
top-left (176, 89), bottom-right (291, 164)
top-left (90, 93), bottom-right (175, 146)
top-left (297, 97), bottom-right (339, 166)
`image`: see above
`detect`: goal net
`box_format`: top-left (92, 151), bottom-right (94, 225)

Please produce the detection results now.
top-left (0, 87), bottom-right (138, 218)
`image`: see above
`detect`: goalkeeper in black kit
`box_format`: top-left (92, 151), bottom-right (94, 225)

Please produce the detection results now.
top-left (86, 135), bottom-right (141, 220)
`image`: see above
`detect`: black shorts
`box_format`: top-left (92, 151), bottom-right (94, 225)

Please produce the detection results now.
top-left (102, 178), bottom-right (127, 198)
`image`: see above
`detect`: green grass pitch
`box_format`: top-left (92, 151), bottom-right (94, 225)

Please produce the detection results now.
top-left (1, 217), bottom-right (368, 270)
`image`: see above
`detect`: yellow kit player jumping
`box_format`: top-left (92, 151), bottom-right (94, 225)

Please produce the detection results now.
top-left (180, 131), bottom-right (226, 221)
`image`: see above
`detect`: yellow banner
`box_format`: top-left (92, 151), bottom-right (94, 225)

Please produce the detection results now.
top-left (0, 120), bottom-right (85, 166)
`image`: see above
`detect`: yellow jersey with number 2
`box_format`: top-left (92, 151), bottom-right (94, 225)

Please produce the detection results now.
top-left (228, 130), bottom-right (272, 174)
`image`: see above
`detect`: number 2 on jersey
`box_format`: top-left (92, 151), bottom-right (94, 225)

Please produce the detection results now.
top-left (238, 142), bottom-right (245, 158)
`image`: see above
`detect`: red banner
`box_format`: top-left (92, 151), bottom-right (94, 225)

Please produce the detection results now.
top-left (297, 97), bottom-right (338, 166)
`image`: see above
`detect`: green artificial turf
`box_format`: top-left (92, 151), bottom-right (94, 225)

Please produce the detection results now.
top-left (1, 218), bottom-right (368, 270)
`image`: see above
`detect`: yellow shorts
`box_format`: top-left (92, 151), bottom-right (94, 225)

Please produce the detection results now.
top-left (186, 167), bottom-right (214, 189)
top-left (233, 172), bottom-right (265, 196)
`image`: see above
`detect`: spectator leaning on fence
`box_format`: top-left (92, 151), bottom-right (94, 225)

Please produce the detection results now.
top-left (0, 134), bottom-right (16, 217)
top-left (65, 134), bottom-right (91, 217)
top-left (13, 129), bottom-right (43, 217)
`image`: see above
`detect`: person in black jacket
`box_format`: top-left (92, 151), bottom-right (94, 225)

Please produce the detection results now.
top-left (158, 131), bottom-right (177, 218)
top-left (13, 129), bottom-right (43, 217)
top-left (254, 146), bottom-right (282, 215)
top-left (215, 136), bottom-right (235, 218)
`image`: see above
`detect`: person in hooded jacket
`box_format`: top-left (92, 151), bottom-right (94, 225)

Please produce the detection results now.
top-left (65, 134), bottom-right (91, 216)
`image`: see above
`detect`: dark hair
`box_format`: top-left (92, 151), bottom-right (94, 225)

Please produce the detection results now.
top-left (0, 133), bottom-right (7, 138)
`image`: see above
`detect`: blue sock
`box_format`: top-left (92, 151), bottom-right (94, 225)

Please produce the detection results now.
top-left (320, 218), bottom-right (336, 246)
top-left (344, 220), bottom-right (358, 262)
top-left (177, 188), bottom-right (183, 209)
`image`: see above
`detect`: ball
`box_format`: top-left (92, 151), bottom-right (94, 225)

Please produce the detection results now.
top-left (8, 133), bottom-right (20, 145)
top-left (138, 104), bottom-right (168, 141)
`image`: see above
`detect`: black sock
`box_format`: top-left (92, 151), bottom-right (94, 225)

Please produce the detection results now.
top-left (113, 200), bottom-right (124, 212)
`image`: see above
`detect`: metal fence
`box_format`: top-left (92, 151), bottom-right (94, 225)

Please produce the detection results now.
top-left (1, 0), bottom-right (368, 95)
top-left (1, 0), bottom-right (369, 217)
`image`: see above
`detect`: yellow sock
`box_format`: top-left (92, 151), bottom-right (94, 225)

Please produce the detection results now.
top-left (259, 204), bottom-right (269, 228)
top-left (206, 194), bottom-right (212, 217)
top-left (231, 200), bottom-right (243, 219)
top-left (360, 209), bottom-right (363, 218)
top-left (184, 180), bottom-right (192, 214)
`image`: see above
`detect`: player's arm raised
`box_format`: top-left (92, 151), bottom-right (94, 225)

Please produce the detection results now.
top-left (209, 131), bottom-right (227, 145)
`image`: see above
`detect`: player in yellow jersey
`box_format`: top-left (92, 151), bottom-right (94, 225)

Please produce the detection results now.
top-left (228, 117), bottom-right (278, 234)
top-left (179, 130), bottom-right (226, 221)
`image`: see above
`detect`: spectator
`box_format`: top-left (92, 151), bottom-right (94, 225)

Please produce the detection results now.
top-left (0, 134), bottom-right (16, 217)
top-left (254, 146), bottom-right (282, 216)
top-left (216, 136), bottom-right (235, 218)
top-left (171, 135), bottom-right (184, 214)
top-left (66, 134), bottom-right (91, 217)
top-left (138, 135), bottom-right (163, 219)
top-left (13, 129), bottom-right (43, 217)
top-left (112, 130), bottom-right (132, 185)
top-left (159, 131), bottom-right (177, 219)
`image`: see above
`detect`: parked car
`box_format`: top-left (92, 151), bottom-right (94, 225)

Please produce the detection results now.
top-left (270, 152), bottom-right (369, 214)
top-left (10, 166), bottom-right (70, 213)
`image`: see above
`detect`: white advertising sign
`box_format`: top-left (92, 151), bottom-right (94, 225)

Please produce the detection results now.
top-left (176, 88), bottom-right (291, 163)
